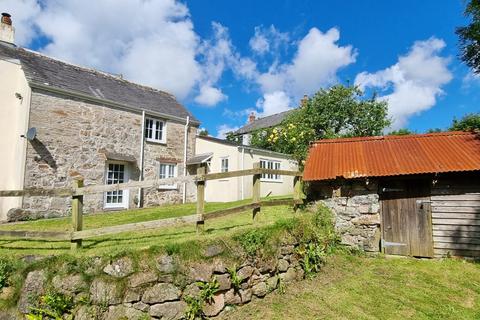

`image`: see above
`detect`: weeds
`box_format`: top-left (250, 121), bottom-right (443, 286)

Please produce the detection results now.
top-left (0, 259), bottom-right (10, 289)
top-left (27, 291), bottom-right (74, 320)
top-left (235, 229), bottom-right (269, 256)
top-left (227, 265), bottom-right (242, 292)
top-left (184, 277), bottom-right (220, 319)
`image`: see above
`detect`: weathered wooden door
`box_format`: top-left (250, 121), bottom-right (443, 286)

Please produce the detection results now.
top-left (380, 179), bottom-right (434, 257)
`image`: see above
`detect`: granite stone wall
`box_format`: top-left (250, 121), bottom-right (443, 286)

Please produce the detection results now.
top-left (10, 89), bottom-right (196, 220)
top-left (313, 181), bottom-right (381, 252)
top-left (12, 242), bottom-right (305, 319)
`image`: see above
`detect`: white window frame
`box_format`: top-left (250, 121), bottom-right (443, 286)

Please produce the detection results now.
top-left (145, 117), bottom-right (167, 143)
top-left (158, 163), bottom-right (178, 189)
top-left (220, 157), bottom-right (229, 173)
top-left (104, 161), bottom-right (130, 209)
top-left (260, 158), bottom-right (282, 182)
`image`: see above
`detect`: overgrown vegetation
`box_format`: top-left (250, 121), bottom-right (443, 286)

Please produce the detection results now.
top-left (227, 265), bottom-right (242, 292)
top-left (27, 292), bottom-right (74, 320)
top-left (0, 259), bottom-right (10, 289)
top-left (184, 277), bottom-right (220, 320)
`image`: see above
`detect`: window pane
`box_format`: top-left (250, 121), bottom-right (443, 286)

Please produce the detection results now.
top-left (168, 165), bottom-right (175, 178)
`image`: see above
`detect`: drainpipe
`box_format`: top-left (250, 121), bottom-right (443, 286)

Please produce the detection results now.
top-left (182, 116), bottom-right (190, 203)
top-left (241, 147), bottom-right (245, 200)
top-left (137, 110), bottom-right (146, 208)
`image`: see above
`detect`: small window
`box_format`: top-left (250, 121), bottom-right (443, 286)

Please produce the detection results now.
top-left (145, 117), bottom-right (166, 143)
top-left (221, 157), bottom-right (229, 173)
top-left (260, 159), bottom-right (281, 181)
top-left (159, 163), bottom-right (177, 189)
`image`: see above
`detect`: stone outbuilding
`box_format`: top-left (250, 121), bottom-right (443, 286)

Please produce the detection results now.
top-left (303, 131), bottom-right (480, 258)
top-left (0, 14), bottom-right (199, 221)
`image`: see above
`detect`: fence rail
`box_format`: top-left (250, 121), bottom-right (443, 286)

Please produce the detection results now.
top-left (0, 164), bottom-right (304, 250)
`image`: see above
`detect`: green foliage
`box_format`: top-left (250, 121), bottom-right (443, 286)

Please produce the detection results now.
top-left (198, 129), bottom-right (209, 136)
top-left (27, 291), bottom-right (74, 320)
top-left (184, 277), bottom-right (220, 320)
top-left (250, 85), bottom-right (391, 164)
top-left (227, 265), bottom-right (242, 292)
top-left (449, 113), bottom-right (480, 131)
top-left (225, 132), bottom-right (242, 143)
top-left (0, 259), bottom-right (10, 289)
top-left (388, 128), bottom-right (415, 136)
top-left (456, 0), bottom-right (480, 73)
top-left (184, 295), bottom-right (204, 320)
top-left (235, 229), bottom-right (269, 256)
top-left (298, 243), bottom-right (326, 278)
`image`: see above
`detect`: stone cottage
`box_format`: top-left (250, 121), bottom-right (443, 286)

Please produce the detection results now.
top-left (0, 14), bottom-right (199, 221)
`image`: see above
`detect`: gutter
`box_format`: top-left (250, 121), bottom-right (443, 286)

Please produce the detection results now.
top-left (182, 116), bottom-right (190, 203)
top-left (241, 147), bottom-right (245, 200)
top-left (28, 82), bottom-right (201, 126)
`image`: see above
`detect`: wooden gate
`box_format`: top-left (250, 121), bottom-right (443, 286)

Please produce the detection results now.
top-left (380, 179), bottom-right (434, 257)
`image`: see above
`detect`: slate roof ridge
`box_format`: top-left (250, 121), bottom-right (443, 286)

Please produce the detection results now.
top-left (311, 131), bottom-right (476, 145)
top-left (20, 47), bottom-right (177, 100)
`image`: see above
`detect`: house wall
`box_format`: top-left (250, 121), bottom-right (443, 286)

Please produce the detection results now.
top-left (430, 173), bottom-right (480, 258)
top-left (195, 138), bottom-right (297, 203)
top-left (196, 138), bottom-right (240, 202)
top-left (0, 57), bottom-right (31, 220)
top-left (310, 180), bottom-right (381, 252)
top-left (9, 89), bottom-right (196, 221)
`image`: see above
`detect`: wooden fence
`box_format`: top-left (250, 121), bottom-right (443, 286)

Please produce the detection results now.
top-left (0, 163), bottom-right (303, 251)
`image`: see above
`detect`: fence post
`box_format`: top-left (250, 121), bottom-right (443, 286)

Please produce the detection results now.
top-left (196, 166), bottom-right (206, 233)
top-left (71, 179), bottom-right (84, 251)
top-left (252, 162), bottom-right (261, 221)
top-left (293, 176), bottom-right (303, 212)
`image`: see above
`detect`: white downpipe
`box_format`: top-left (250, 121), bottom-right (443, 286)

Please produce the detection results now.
top-left (182, 116), bottom-right (190, 203)
top-left (137, 110), bottom-right (146, 208)
top-left (241, 147), bottom-right (245, 200)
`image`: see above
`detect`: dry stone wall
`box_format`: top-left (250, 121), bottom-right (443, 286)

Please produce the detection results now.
top-left (9, 89), bottom-right (196, 221)
top-left (12, 242), bottom-right (304, 319)
top-left (317, 181), bottom-right (381, 252)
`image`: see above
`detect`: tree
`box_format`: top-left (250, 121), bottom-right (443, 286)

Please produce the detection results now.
top-left (250, 85), bottom-right (391, 164)
top-left (198, 129), bottom-right (209, 136)
top-left (225, 132), bottom-right (242, 143)
top-left (388, 129), bottom-right (415, 136)
top-left (457, 0), bottom-right (480, 73)
top-left (450, 113), bottom-right (480, 131)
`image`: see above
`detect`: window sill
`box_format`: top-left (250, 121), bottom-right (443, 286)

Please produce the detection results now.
top-left (157, 185), bottom-right (178, 190)
top-left (146, 139), bottom-right (167, 145)
top-left (260, 179), bottom-right (283, 183)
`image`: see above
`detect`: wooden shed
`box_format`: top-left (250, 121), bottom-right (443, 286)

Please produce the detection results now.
top-left (303, 131), bottom-right (480, 258)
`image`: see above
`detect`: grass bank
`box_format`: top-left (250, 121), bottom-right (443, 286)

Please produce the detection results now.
top-left (221, 254), bottom-right (480, 320)
top-left (0, 197), bottom-right (294, 256)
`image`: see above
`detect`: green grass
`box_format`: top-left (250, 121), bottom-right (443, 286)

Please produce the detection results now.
top-left (0, 197), bottom-right (295, 256)
top-left (221, 254), bottom-right (480, 320)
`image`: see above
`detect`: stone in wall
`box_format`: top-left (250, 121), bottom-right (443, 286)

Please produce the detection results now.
top-left (320, 181), bottom-right (381, 252)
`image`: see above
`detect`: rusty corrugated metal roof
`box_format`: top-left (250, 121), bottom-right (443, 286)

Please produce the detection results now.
top-left (303, 131), bottom-right (480, 181)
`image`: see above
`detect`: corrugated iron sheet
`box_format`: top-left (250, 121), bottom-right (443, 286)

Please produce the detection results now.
top-left (303, 131), bottom-right (480, 181)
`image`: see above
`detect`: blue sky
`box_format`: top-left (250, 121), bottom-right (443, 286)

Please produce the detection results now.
top-left (4, 0), bottom-right (479, 136)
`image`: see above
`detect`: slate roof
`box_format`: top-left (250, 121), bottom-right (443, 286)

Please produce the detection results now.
top-left (234, 110), bottom-right (293, 135)
top-left (186, 152), bottom-right (213, 165)
top-left (303, 131), bottom-right (480, 181)
top-left (0, 43), bottom-right (199, 123)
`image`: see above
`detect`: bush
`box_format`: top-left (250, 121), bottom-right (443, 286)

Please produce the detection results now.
top-left (0, 259), bottom-right (10, 289)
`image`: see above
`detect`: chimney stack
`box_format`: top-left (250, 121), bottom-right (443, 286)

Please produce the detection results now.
top-left (248, 112), bottom-right (256, 123)
top-left (301, 94), bottom-right (308, 108)
top-left (0, 13), bottom-right (14, 44)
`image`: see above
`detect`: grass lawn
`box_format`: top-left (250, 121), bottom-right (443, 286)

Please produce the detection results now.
top-left (221, 254), bottom-right (480, 320)
top-left (0, 197), bottom-right (295, 256)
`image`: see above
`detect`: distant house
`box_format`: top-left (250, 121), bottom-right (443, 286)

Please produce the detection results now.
top-left (303, 131), bottom-right (480, 258)
top-left (0, 14), bottom-right (199, 221)
top-left (189, 136), bottom-right (298, 202)
top-left (232, 95), bottom-right (307, 145)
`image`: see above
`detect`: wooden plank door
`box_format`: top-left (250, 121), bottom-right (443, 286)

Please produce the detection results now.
top-left (380, 179), bottom-right (434, 257)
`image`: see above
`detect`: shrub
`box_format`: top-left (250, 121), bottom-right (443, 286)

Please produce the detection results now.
top-left (27, 291), bottom-right (74, 320)
top-left (0, 259), bottom-right (10, 289)
top-left (235, 229), bottom-right (269, 256)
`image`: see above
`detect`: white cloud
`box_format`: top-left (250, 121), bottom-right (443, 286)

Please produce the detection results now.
top-left (249, 25), bottom-right (289, 55)
top-left (2, 0), bottom-right (41, 45)
top-left (194, 85), bottom-right (226, 106)
top-left (462, 71), bottom-right (480, 89)
top-left (4, 0), bottom-right (237, 106)
top-left (256, 91), bottom-right (292, 117)
top-left (355, 37), bottom-right (452, 128)
top-left (216, 124), bottom-right (239, 139)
